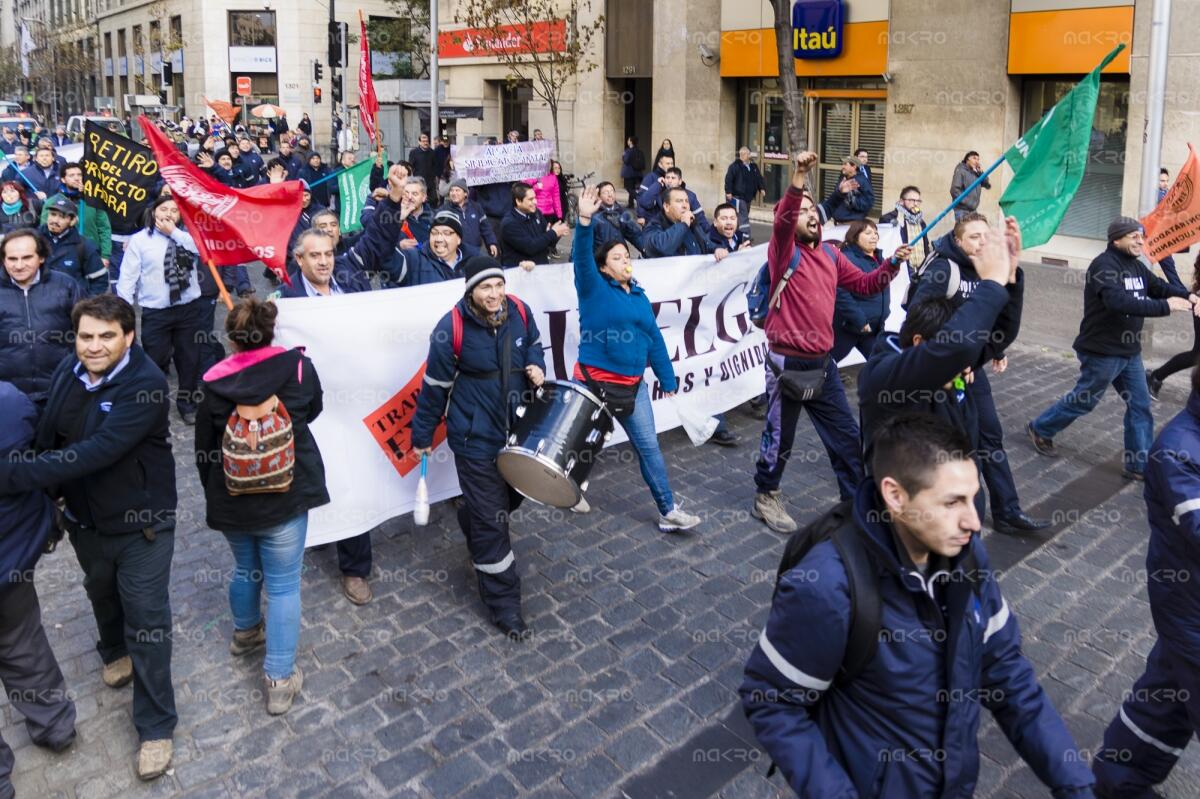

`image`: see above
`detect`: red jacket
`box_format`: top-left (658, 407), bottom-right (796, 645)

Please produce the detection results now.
top-left (766, 186), bottom-right (897, 357)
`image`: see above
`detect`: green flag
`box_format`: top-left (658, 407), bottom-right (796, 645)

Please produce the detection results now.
top-left (999, 44), bottom-right (1125, 248)
top-left (337, 155), bottom-right (379, 233)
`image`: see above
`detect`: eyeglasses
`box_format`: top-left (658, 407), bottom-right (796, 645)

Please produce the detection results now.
top-left (902, 197), bottom-right (921, 204)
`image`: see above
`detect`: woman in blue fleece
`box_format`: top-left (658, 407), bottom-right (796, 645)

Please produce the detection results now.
top-left (571, 185), bottom-right (700, 533)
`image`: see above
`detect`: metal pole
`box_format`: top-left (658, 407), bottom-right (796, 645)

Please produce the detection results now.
top-left (430, 0), bottom-right (439, 143)
top-left (1139, 0), bottom-right (1172, 216)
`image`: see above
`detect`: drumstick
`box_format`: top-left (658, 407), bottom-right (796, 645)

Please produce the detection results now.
top-left (413, 453), bottom-right (430, 527)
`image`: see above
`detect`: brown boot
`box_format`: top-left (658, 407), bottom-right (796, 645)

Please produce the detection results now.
top-left (341, 575), bottom-right (372, 605)
top-left (229, 620), bottom-right (266, 657)
top-left (136, 739), bottom-right (172, 780)
top-left (101, 655), bottom-right (133, 688)
top-left (266, 665), bottom-right (304, 715)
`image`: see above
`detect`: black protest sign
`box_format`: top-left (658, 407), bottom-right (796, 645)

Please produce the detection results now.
top-left (81, 120), bottom-right (159, 235)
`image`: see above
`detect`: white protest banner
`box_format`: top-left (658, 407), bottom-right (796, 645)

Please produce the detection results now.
top-left (452, 140), bottom-right (555, 186)
top-left (273, 233), bottom-right (908, 546)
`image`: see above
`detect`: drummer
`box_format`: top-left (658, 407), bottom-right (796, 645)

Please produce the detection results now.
top-left (570, 185), bottom-right (701, 532)
top-left (411, 255), bottom-right (546, 639)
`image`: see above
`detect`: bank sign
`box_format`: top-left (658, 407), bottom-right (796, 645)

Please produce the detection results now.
top-left (793, 0), bottom-right (845, 59)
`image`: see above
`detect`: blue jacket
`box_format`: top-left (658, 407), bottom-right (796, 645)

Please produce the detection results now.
top-left (641, 210), bottom-right (718, 258)
top-left (471, 182), bottom-right (512, 220)
top-left (0, 345), bottom-right (177, 535)
top-left (358, 201), bottom-right (433, 245)
top-left (833, 245), bottom-right (890, 337)
top-left (1073, 243), bottom-right (1185, 358)
top-left (707, 227), bottom-right (749, 252)
top-left (40, 223), bottom-right (107, 296)
top-left (299, 163), bottom-right (333, 207)
top-left (278, 151), bottom-right (303, 180)
top-left (438, 199), bottom-right (498, 251)
top-left (620, 147), bottom-right (645, 180)
top-left (593, 203), bottom-right (644, 253)
top-left (395, 241), bottom-right (480, 288)
top-left (741, 481), bottom-right (1094, 799)
top-left (411, 296), bottom-right (546, 461)
top-left (1145, 392), bottom-right (1200, 664)
top-left (276, 197), bottom-right (407, 297)
top-left (637, 182), bottom-right (711, 234)
top-left (20, 164), bottom-right (61, 198)
top-left (0, 266), bottom-right (81, 404)
top-left (0, 382), bottom-right (53, 586)
top-left (572, 222), bottom-right (677, 392)
top-left (820, 174), bottom-right (874, 223)
top-left (499, 207), bottom-right (557, 266)
top-left (911, 233), bottom-right (1026, 367)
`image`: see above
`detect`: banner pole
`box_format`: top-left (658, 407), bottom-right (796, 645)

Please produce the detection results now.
top-left (307, 165), bottom-right (348, 188)
top-left (909, 154), bottom-right (1007, 243)
top-left (208, 259), bottom-right (234, 310)
top-left (1, 153), bottom-right (45, 196)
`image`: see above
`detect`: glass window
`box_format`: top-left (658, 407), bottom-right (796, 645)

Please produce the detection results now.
top-left (229, 11), bottom-right (276, 48)
top-left (1021, 77), bottom-right (1129, 240)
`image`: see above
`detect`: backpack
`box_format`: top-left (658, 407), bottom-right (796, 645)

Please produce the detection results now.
top-left (451, 294), bottom-right (530, 359)
top-left (747, 243), bottom-right (839, 329)
top-left (903, 247), bottom-right (960, 309)
top-left (774, 500), bottom-right (981, 684)
top-left (221, 395), bottom-right (296, 496)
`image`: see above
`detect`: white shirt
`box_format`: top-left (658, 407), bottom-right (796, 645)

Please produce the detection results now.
top-left (116, 227), bottom-right (202, 309)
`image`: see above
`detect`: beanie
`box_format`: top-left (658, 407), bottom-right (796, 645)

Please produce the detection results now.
top-left (463, 255), bottom-right (505, 295)
top-left (448, 177), bottom-right (468, 193)
top-left (1107, 216), bottom-right (1142, 242)
top-left (431, 209), bottom-right (463, 239)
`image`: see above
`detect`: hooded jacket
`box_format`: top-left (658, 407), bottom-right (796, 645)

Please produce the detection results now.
top-left (40, 190), bottom-right (113, 258)
top-left (1073, 243), bottom-right (1187, 358)
top-left (766, 186), bottom-right (898, 358)
top-left (411, 295), bottom-right (545, 461)
top-left (593, 202), bottom-right (645, 253)
top-left (0, 382), bottom-right (53, 585)
top-left (40, 222), bottom-right (107, 296)
top-left (950, 161), bottom-right (990, 213)
top-left (195, 347), bottom-right (329, 533)
top-left (437, 199), bottom-right (498, 251)
top-left (0, 345), bottom-right (176, 534)
top-left (910, 232), bottom-right (1025, 367)
top-left (741, 481), bottom-right (1094, 799)
top-left (0, 265), bottom-right (81, 403)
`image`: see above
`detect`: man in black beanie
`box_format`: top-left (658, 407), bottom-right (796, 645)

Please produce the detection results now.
top-left (411, 256), bottom-right (546, 638)
top-left (1028, 216), bottom-right (1200, 479)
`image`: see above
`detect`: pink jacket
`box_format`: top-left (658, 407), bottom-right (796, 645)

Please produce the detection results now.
top-left (523, 173), bottom-right (563, 219)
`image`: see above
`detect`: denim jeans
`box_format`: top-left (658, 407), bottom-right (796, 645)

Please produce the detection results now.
top-left (1031, 352), bottom-right (1153, 474)
top-left (222, 513), bottom-right (307, 680)
top-left (616, 381), bottom-right (675, 515)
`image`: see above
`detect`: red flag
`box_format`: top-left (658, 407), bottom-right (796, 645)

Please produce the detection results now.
top-left (139, 118), bottom-right (302, 283)
top-left (1142, 144), bottom-right (1200, 262)
top-left (358, 14), bottom-right (380, 145)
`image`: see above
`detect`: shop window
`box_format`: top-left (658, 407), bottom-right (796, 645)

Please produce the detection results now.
top-left (1021, 78), bottom-right (1129, 240)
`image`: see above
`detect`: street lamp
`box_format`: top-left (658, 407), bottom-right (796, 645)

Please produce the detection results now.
top-left (21, 16), bottom-right (58, 124)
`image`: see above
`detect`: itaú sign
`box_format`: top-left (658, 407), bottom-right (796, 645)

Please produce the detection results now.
top-left (792, 0), bottom-right (844, 59)
top-left (439, 20), bottom-right (567, 59)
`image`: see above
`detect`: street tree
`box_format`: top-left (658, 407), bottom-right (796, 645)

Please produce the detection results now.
top-left (453, 0), bottom-right (605, 158)
top-left (372, 3), bottom-right (433, 79)
top-left (771, 0), bottom-right (807, 154)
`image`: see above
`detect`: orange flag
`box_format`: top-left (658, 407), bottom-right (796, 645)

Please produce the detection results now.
top-left (204, 97), bottom-right (239, 126)
top-left (1142, 144), bottom-right (1200, 262)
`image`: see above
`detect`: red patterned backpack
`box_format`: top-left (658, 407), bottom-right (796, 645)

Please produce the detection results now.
top-left (221, 395), bottom-right (296, 495)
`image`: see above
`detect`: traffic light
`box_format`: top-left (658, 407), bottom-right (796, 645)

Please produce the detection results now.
top-left (313, 86), bottom-right (322, 104)
top-left (313, 61), bottom-right (324, 82)
top-left (159, 88), bottom-right (168, 105)
top-left (328, 20), bottom-right (342, 68)
top-left (331, 74), bottom-right (343, 105)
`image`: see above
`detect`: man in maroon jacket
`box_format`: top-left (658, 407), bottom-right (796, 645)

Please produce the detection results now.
top-left (752, 152), bottom-right (911, 533)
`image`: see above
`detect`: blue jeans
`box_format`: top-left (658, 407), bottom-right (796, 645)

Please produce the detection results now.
top-left (616, 381), bottom-right (675, 515)
top-left (222, 514), bottom-right (307, 680)
top-left (1031, 352), bottom-right (1153, 474)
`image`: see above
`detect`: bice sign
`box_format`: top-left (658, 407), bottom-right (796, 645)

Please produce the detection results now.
top-left (792, 0), bottom-right (844, 59)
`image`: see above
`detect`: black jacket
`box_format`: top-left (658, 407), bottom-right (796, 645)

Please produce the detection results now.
top-left (1074, 244), bottom-right (1188, 357)
top-left (0, 345), bottom-right (176, 534)
top-left (499, 207), bottom-right (557, 266)
top-left (910, 233), bottom-right (1025, 367)
top-left (0, 266), bottom-right (81, 403)
top-left (41, 223), bottom-right (106, 297)
top-left (0, 382), bottom-right (52, 584)
top-left (858, 281), bottom-right (1010, 462)
top-left (195, 347), bottom-right (329, 533)
top-left (724, 159), bottom-right (765, 201)
top-left (408, 146), bottom-right (440, 194)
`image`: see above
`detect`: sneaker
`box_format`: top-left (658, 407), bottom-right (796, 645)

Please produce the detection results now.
top-left (1026, 422), bottom-right (1058, 458)
top-left (752, 490), bottom-right (797, 533)
top-left (229, 620), bottom-right (266, 657)
top-left (1147, 369), bottom-right (1163, 402)
top-left (710, 430), bottom-right (739, 447)
top-left (658, 505), bottom-right (701, 533)
top-left (570, 496), bottom-right (591, 514)
top-left (101, 655), bottom-right (133, 688)
top-left (266, 664), bottom-right (304, 715)
top-left (136, 739), bottom-right (172, 780)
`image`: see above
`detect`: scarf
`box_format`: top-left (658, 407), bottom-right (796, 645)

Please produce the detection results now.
top-left (895, 202), bottom-right (924, 229)
top-left (2, 200), bottom-right (22, 216)
top-left (895, 203), bottom-right (929, 264)
top-left (163, 235), bottom-right (195, 304)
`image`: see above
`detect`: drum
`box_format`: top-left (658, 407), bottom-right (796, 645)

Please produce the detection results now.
top-left (497, 380), bottom-right (615, 508)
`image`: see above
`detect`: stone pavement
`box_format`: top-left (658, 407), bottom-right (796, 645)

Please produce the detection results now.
top-left (6, 329), bottom-right (1200, 797)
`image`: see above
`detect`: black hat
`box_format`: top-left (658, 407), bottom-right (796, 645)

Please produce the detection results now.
top-left (1107, 216), bottom-right (1142, 242)
top-left (46, 195), bottom-right (76, 217)
top-left (463, 255), bottom-right (505, 295)
top-left (431, 209), bottom-right (463, 238)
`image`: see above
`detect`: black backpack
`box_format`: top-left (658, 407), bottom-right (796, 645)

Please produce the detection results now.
top-left (902, 246), bottom-right (960, 310)
top-left (774, 500), bottom-right (981, 684)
